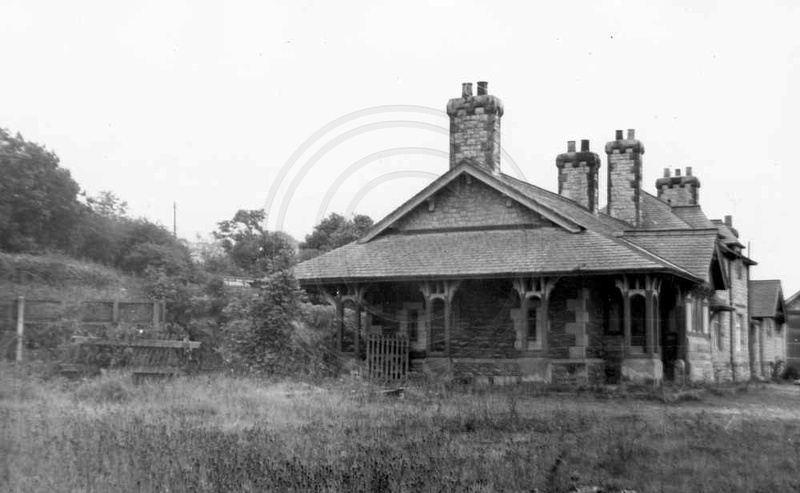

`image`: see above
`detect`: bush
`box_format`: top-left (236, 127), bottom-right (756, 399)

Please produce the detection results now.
top-left (783, 362), bottom-right (800, 381)
top-left (218, 270), bottom-right (335, 377)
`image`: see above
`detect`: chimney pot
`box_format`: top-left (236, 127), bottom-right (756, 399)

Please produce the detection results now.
top-left (567, 140), bottom-right (576, 152)
top-left (725, 215), bottom-right (732, 227)
top-left (663, 168), bottom-right (670, 178)
top-left (615, 130), bottom-right (623, 140)
top-left (476, 81), bottom-right (488, 96)
top-left (686, 166), bottom-right (693, 176)
top-left (462, 82), bottom-right (473, 98)
top-left (675, 168), bottom-right (681, 177)
top-left (627, 129), bottom-right (636, 140)
top-left (580, 139), bottom-right (590, 152)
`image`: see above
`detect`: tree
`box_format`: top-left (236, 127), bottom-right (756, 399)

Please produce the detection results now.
top-left (85, 190), bottom-right (128, 219)
top-left (299, 213), bottom-right (373, 260)
top-left (0, 129), bottom-right (83, 252)
top-left (219, 268), bottom-right (309, 375)
top-left (213, 209), bottom-right (296, 275)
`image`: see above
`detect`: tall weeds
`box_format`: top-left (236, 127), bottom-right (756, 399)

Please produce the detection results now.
top-left (2, 368), bottom-right (799, 492)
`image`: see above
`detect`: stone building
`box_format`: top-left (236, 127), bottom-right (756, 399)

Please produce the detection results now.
top-left (747, 280), bottom-right (787, 379)
top-left (294, 81), bottom-right (782, 384)
top-left (785, 290), bottom-right (800, 369)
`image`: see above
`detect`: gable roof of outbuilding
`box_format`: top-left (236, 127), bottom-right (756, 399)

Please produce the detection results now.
top-left (749, 280), bottom-right (786, 320)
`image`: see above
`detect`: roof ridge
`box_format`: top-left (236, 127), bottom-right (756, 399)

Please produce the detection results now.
top-left (500, 172), bottom-right (704, 280)
top-left (359, 163), bottom-right (583, 243)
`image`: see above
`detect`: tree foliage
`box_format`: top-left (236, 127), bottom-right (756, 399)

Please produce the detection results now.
top-left (0, 129), bottom-right (83, 252)
top-left (218, 269), bottom-right (307, 375)
top-left (299, 212), bottom-right (373, 260)
top-left (213, 209), bottom-right (296, 275)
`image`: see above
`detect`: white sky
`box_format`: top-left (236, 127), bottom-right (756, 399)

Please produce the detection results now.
top-left (2, 1), bottom-right (799, 295)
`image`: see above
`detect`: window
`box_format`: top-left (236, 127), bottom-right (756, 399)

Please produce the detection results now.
top-left (631, 295), bottom-right (646, 347)
top-left (766, 319), bottom-right (773, 337)
top-left (527, 306), bottom-right (537, 343)
top-left (702, 303), bottom-right (709, 335)
top-left (526, 297), bottom-right (542, 349)
top-left (736, 261), bottom-right (742, 280)
top-left (408, 309), bottom-right (418, 341)
top-left (714, 317), bottom-right (723, 350)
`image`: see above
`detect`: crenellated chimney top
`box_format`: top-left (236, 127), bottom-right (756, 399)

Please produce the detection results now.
top-left (656, 166), bottom-right (701, 206)
top-left (447, 81), bottom-right (503, 172)
top-left (605, 128), bottom-right (645, 226)
top-left (556, 138), bottom-right (601, 212)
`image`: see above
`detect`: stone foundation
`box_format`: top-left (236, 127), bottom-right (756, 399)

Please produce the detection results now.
top-left (621, 357), bottom-right (663, 384)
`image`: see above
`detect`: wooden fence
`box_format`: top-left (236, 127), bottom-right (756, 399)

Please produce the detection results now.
top-left (365, 334), bottom-right (409, 382)
top-left (62, 336), bottom-right (201, 380)
top-left (0, 296), bottom-right (165, 363)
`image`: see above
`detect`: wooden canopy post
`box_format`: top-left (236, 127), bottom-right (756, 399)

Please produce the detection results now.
top-left (15, 296), bottom-right (24, 363)
top-left (443, 280), bottom-right (461, 357)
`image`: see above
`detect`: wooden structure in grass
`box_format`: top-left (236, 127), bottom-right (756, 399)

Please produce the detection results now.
top-left (63, 336), bottom-right (201, 380)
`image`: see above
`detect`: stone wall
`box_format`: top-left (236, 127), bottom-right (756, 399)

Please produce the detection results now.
top-left (761, 318), bottom-right (786, 376)
top-left (450, 279), bottom-right (516, 359)
top-left (547, 278), bottom-right (606, 361)
top-left (686, 333), bottom-right (714, 381)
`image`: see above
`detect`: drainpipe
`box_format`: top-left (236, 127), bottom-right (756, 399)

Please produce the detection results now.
top-left (729, 258), bottom-right (736, 382)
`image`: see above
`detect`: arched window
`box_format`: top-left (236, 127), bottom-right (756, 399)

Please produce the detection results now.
top-left (631, 294), bottom-right (646, 348)
top-left (408, 309), bottom-right (418, 341)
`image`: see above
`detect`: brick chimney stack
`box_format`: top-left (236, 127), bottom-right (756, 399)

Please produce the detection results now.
top-left (605, 129), bottom-right (645, 226)
top-left (446, 81), bottom-right (504, 174)
top-left (655, 167), bottom-right (701, 206)
top-left (556, 139), bottom-right (601, 212)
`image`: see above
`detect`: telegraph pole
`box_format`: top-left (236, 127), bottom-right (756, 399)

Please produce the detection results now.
top-left (173, 201), bottom-right (177, 238)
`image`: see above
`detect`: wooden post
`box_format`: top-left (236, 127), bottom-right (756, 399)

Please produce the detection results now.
top-left (15, 296), bottom-right (24, 363)
top-left (336, 301), bottom-right (344, 352)
top-left (623, 295), bottom-right (632, 356)
top-left (354, 305), bottom-right (361, 358)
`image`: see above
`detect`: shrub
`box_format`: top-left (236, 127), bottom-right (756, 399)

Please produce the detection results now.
top-left (783, 362), bottom-right (800, 381)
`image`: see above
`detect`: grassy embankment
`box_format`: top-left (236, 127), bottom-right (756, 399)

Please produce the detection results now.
top-left (0, 252), bottom-right (142, 301)
top-left (2, 368), bottom-right (799, 492)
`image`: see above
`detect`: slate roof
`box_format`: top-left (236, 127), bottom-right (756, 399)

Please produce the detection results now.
top-left (621, 229), bottom-right (719, 281)
top-left (640, 193), bottom-right (692, 229)
top-left (295, 162), bottom-right (708, 284)
top-left (671, 205), bottom-right (714, 228)
top-left (749, 280), bottom-right (784, 319)
top-left (294, 228), bottom-right (689, 283)
top-left (711, 220), bottom-right (744, 247)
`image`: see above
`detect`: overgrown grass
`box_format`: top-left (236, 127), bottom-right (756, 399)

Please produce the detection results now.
top-left (0, 252), bottom-right (142, 300)
top-left (2, 366), bottom-right (799, 492)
